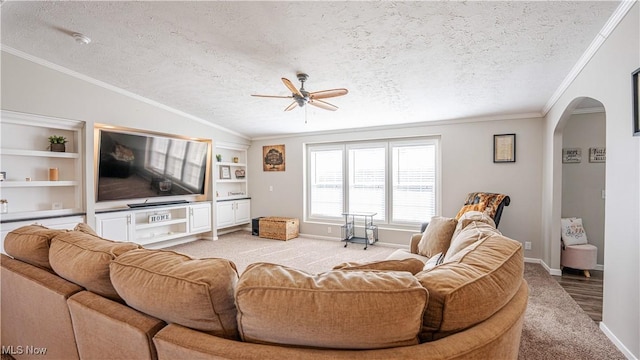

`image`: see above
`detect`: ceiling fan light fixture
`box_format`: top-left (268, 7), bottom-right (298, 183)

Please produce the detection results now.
top-left (72, 33), bottom-right (91, 45)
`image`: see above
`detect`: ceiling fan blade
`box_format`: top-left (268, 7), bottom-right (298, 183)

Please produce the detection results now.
top-left (251, 94), bottom-right (294, 99)
top-left (284, 101), bottom-right (298, 111)
top-left (309, 99), bottom-right (338, 111)
top-left (282, 78), bottom-right (303, 97)
top-left (309, 88), bottom-right (349, 100)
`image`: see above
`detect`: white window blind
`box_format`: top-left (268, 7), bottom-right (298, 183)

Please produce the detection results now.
top-left (306, 137), bottom-right (439, 225)
top-left (348, 146), bottom-right (385, 221)
top-left (391, 142), bottom-right (437, 222)
top-left (309, 148), bottom-right (343, 217)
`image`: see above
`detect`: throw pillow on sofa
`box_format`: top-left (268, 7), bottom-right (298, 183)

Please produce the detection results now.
top-left (110, 248), bottom-right (240, 340)
top-left (561, 217), bottom-right (588, 246)
top-left (333, 258), bottom-right (425, 275)
top-left (49, 230), bottom-right (140, 301)
top-left (443, 220), bottom-right (498, 263)
top-left (236, 262), bottom-right (428, 350)
top-left (450, 210), bottom-right (498, 242)
top-left (417, 216), bottom-right (457, 258)
top-left (4, 225), bottom-right (67, 270)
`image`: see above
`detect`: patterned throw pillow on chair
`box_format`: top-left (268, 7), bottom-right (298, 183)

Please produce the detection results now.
top-left (561, 217), bottom-right (588, 246)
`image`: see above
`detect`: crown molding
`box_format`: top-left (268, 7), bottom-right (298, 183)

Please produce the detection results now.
top-left (542, 1), bottom-right (636, 115)
top-left (1, 45), bottom-right (250, 140)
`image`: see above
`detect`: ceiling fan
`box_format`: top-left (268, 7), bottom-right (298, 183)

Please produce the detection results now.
top-left (251, 73), bottom-right (348, 112)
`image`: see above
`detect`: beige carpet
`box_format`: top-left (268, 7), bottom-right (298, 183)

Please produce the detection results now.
top-left (167, 231), bottom-right (625, 359)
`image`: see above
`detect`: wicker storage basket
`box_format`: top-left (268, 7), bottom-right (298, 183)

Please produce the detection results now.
top-left (259, 217), bottom-right (299, 241)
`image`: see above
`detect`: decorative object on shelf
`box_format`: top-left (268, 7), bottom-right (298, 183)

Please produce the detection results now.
top-left (48, 168), bottom-right (59, 181)
top-left (0, 199), bottom-right (8, 214)
top-left (228, 191), bottom-right (245, 196)
top-left (216, 154), bottom-right (222, 162)
top-left (220, 165), bottom-right (231, 179)
top-left (235, 169), bottom-right (246, 179)
top-left (493, 134), bottom-right (516, 163)
top-left (48, 135), bottom-right (67, 152)
top-left (149, 213), bottom-right (171, 223)
top-left (562, 148), bottom-right (582, 163)
top-left (52, 202), bottom-right (63, 210)
top-left (25, 177), bottom-right (32, 181)
top-left (633, 67), bottom-right (640, 136)
top-left (0, 171), bottom-right (5, 181)
top-left (233, 157), bottom-right (239, 163)
top-left (263, 144), bottom-right (285, 171)
top-left (589, 147), bottom-right (606, 163)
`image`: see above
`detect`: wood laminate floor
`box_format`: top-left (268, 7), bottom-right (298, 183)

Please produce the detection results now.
top-left (553, 267), bottom-right (604, 322)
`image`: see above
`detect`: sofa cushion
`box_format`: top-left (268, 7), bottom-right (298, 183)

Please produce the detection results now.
top-left (455, 202), bottom-right (486, 220)
top-left (236, 262), bottom-right (428, 350)
top-left (49, 231), bottom-right (140, 301)
top-left (333, 258), bottom-right (425, 275)
top-left (451, 210), bottom-right (497, 240)
top-left (73, 222), bottom-right (100, 237)
top-left (110, 248), bottom-right (239, 340)
top-left (444, 218), bottom-right (499, 263)
top-left (417, 216), bottom-right (457, 258)
top-left (415, 234), bottom-right (523, 341)
top-left (4, 225), bottom-right (67, 270)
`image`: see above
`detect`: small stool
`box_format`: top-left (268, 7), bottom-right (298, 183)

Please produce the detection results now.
top-left (561, 243), bottom-right (597, 278)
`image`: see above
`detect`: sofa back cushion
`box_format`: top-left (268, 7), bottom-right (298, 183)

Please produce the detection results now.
top-left (4, 225), bottom-right (68, 270)
top-left (110, 248), bottom-right (239, 340)
top-left (332, 258), bottom-right (425, 275)
top-left (443, 219), bottom-right (498, 263)
top-left (49, 231), bottom-right (140, 301)
top-left (415, 234), bottom-right (523, 341)
top-left (235, 262), bottom-right (428, 350)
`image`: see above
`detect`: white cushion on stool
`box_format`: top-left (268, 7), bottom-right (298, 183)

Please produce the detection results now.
top-left (561, 243), bottom-right (597, 270)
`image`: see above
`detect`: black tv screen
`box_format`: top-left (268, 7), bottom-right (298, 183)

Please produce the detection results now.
top-left (97, 129), bottom-right (209, 202)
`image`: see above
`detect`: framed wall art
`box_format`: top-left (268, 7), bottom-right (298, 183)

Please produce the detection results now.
top-left (633, 67), bottom-right (640, 136)
top-left (263, 144), bottom-right (285, 171)
top-left (562, 148), bottom-right (582, 163)
top-left (589, 147), bottom-right (606, 163)
top-left (493, 134), bottom-right (516, 163)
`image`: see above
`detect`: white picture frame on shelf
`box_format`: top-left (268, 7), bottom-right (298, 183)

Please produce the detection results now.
top-left (220, 165), bottom-right (231, 179)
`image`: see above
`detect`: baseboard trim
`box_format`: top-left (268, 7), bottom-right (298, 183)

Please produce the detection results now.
top-left (599, 322), bottom-right (637, 360)
top-left (298, 233), bottom-right (406, 249)
top-left (535, 258), bottom-right (563, 276)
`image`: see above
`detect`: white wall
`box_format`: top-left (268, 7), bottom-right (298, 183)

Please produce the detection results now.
top-left (1, 51), bottom-right (250, 232)
top-left (249, 116), bottom-right (543, 254)
top-left (561, 111), bottom-right (606, 265)
top-left (543, 4), bottom-right (639, 358)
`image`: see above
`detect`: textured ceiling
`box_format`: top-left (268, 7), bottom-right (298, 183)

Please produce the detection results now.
top-left (1, 1), bottom-right (620, 139)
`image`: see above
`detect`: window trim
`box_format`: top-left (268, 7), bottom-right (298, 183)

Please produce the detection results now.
top-left (305, 136), bottom-right (441, 227)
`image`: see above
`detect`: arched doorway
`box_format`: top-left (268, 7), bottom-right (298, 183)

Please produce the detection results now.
top-left (552, 96), bottom-right (606, 321)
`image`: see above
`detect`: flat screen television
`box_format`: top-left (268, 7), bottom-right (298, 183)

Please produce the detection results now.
top-left (97, 129), bottom-right (210, 203)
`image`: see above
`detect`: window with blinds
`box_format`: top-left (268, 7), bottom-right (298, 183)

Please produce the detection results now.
top-left (306, 137), bottom-right (439, 225)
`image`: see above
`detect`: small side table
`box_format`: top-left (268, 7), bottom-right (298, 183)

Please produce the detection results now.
top-left (341, 212), bottom-right (378, 250)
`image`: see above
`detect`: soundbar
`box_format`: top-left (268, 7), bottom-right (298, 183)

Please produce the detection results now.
top-left (127, 200), bottom-right (189, 208)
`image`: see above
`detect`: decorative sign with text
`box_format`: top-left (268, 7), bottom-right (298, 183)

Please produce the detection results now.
top-left (589, 147), bottom-right (606, 163)
top-left (149, 213), bottom-right (171, 223)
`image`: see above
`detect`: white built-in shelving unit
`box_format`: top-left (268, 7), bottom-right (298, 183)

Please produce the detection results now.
top-left (215, 142), bottom-right (250, 229)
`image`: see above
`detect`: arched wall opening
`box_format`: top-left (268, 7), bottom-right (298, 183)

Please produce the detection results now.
top-left (551, 97), bottom-right (606, 271)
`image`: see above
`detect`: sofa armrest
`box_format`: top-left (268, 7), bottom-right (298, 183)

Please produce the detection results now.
top-left (1, 254), bottom-right (83, 360)
top-left (68, 291), bottom-right (166, 360)
top-left (410, 233), bottom-right (422, 254)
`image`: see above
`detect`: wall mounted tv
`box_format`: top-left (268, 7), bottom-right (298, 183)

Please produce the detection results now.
top-left (97, 129), bottom-right (210, 202)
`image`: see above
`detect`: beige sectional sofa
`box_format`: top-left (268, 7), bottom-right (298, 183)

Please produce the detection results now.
top-left (1, 212), bottom-right (527, 359)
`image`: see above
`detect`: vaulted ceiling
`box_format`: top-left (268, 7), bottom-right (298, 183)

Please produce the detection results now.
top-left (1, 1), bottom-right (620, 138)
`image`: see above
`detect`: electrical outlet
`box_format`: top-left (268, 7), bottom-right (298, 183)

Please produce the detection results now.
top-left (327, 227), bottom-right (332, 234)
top-left (525, 241), bottom-right (532, 250)
top-left (269, 185), bottom-right (273, 192)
